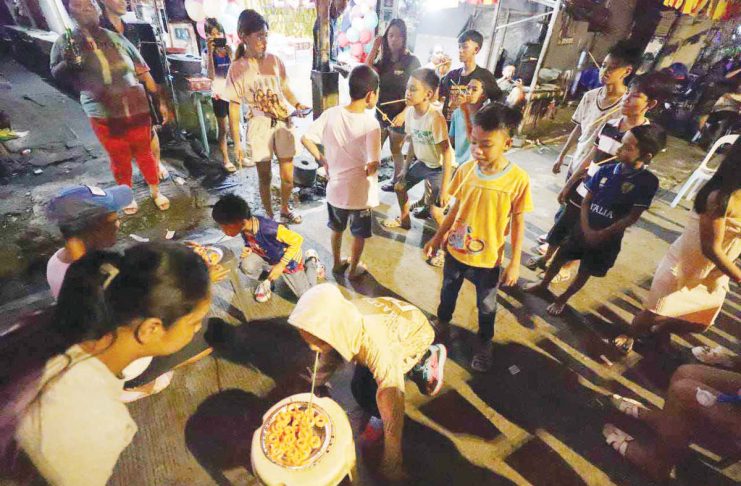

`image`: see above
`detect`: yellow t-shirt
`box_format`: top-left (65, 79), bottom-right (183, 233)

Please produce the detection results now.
top-left (446, 160), bottom-right (533, 268)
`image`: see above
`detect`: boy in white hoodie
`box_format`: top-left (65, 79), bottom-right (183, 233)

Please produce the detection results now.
top-left (288, 284), bottom-right (446, 481)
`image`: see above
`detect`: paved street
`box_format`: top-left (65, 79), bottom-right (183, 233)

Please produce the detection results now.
top-left (0, 58), bottom-right (739, 485)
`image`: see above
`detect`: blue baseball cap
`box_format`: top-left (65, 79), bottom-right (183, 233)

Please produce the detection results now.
top-left (48, 185), bottom-right (133, 225)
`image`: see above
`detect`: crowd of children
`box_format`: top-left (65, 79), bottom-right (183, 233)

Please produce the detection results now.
top-left (3, 8), bottom-right (740, 485)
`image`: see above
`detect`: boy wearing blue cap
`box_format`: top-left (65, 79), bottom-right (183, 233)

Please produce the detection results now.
top-left (46, 184), bottom-right (134, 298)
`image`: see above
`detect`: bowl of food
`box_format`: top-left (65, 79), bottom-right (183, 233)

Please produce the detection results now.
top-left (187, 242), bottom-right (224, 266)
top-left (260, 400), bottom-right (332, 470)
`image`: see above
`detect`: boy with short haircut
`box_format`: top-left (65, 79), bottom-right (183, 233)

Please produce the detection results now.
top-left (383, 68), bottom-right (453, 233)
top-left (424, 103), bottom-right (533, 372)
top-left (301, 65), bottom-right (381, 280)
top-left (525, 124), bottom-right (667, 316)
top-left (212, 194), bottom-right (323, 302)
top-left (449, 74), bottom-right (487, 166)
top-left (439, 30), bottom-right (501, 124)
top-left (528, 72), bottom-right (672, 274)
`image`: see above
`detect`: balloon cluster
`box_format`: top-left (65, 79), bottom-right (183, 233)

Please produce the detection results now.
top-left (185, 0), bottom-right (243, 46)
top-left (336, 0), bottom-right (378, 63)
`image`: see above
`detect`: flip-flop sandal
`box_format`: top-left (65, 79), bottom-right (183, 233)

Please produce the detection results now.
top-left (546, 302), bottom-right (567, 316)
top-left (120, 370), bottom-right (174, 403)
top-left (427, 250), bottom-right (445, 268)
top-left (280, 211), bottom-right (303, 225)
top-left (525, 256), bottom-right (546, 271)
top-left (123, 199), bottom-right (139, 215)
top-left (382, 218), bottom-right (410, 230)
top-left (692, 346), bottom-right (733, 367)
top-left (551, 268), bottom-right (572, 284)
top-left (610, 394), bottom-right (648, 419)
top-left (603, 423), bottom-right (634, 457)
top-left (612, 335), bottom-right (634, 355)
top-left (348, 262), bottom-right (368, 280)
top-left (223, 161), bottom-right (237, 173)
top-left (332, 258), bottom-right (350, 274)
top-left (153, 193), bottom-right (170, 211)
top-left (158, 165), bottom-right (170, 180)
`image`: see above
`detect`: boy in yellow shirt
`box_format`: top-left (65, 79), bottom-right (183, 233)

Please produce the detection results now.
top-left (424, 103), bottom-right (533, 371)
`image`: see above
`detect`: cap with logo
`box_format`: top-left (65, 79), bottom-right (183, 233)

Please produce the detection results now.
top-left (48, 185), bottom-right (133, 225)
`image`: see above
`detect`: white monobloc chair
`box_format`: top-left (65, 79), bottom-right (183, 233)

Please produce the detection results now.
top-left (670, 134), bottom-right (739, 208)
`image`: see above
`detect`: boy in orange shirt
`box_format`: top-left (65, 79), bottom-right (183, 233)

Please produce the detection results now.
top-left (424, 103), bottom-right (533, 372)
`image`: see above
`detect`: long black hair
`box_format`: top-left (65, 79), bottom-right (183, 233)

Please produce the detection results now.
top-left (378, 18), bottom-right (408, 69)
top-left (0, 242), bottom-right (210, 466)
top-left (234, 9), bottom-right (269, 60)
top-left (694, 136), bottom-right (741, 215)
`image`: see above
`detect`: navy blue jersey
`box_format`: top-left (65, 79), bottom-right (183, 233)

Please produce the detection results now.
top-left (584, 162), bottom-right (659, 230)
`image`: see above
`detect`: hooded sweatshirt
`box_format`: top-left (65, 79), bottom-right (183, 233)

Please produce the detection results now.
top-left (288, 284), bottom-right (434, 392)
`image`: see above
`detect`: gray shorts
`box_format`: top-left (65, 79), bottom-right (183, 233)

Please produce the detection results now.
top-left (240, 253), bottom-right (317, 298)
top-left (403, 161), bottom-right (442, 206)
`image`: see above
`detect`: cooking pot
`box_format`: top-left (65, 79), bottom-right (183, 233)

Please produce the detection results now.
top-left (294, 159), bottom-right (318, 187)
top-left (166, 53), bottom-right (202, 76)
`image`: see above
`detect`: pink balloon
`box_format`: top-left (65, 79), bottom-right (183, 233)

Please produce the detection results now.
top-left (351, 42), bottom-right (363, 57)
top-left (359, 29), bottom-right (372, 44)
top-left (196, 19), bottom-right (207, 39)
top-left (337, 32), bottom-right (349, 48)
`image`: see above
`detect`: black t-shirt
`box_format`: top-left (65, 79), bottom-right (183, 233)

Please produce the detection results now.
top-left (374, 52), bottom-right (421, 122)
top-left (439, 65), bottom-right (501, 123)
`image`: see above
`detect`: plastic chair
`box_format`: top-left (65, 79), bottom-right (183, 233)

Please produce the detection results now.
top-left (670, 134), bottom-right (738, 208)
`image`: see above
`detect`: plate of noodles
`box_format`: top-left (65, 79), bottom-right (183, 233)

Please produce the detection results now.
top-left (260, 400), bottom-right (332, 469)
top-left (187, 242), bottom-right (224, 266)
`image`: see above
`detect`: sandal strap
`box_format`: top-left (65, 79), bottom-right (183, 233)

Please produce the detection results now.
top-left (604, 426), bottom-right (633, 456)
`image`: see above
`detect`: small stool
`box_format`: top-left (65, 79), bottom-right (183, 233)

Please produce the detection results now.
top-left (251, 393), bottom-right (357, 486)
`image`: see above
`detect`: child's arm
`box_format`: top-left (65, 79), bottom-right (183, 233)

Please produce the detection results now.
top-left (553, 124), bottom-right (582, 174)
top-left (559, 146), bottom-right (596, 204)
top-left (267, 225), bottom-right (304, 281)
top-left (424, 197), bottom-right (460, 258)
top-left (301, 136), bottom-right (326, 166)
top-left (500, 211), bottom-right (525, 287)
top-left (579, 192), bottom-right (645, 247)
top-left (301, 111), bottom-right (329, 169)
top-left (433, 112), bottom-right (453, 206)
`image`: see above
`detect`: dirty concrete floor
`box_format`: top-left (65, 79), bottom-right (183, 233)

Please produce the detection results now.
top-left (1, 58), bottom-right (739, 485)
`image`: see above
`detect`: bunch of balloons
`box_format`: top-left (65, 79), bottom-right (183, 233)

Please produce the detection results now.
top-left (336, 0), bottom-right (379, 63)
top-left (184, 0), bottom-right (243, 46)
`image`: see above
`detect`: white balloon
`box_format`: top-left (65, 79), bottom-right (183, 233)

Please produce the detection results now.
top-left (351, 17), bottom-right (364, 32)
top-left (203, 0), bottom-right (227, 18)
top-left (360, 3), bottom-right (370, 14)
top-left (226, 2), bottom-right (243, 18)
top-left (220, 13), bottom-right (238, 35)
top-left (184, 0), bottom-right (206, 22)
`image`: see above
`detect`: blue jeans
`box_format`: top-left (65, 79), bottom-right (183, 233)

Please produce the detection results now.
top-left (437, 254), bottom-right (501, 341)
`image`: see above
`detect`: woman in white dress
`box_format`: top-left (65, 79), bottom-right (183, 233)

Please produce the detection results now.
top-left (614, 137), bottom-right (741, 354)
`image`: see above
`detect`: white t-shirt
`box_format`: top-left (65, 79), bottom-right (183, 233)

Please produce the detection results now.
top-left (222, 53), bottom-right (289, 120)
top-left (16, 345), bottom-right (137, 486)
top-left (47, 248), bottom-right (72, 299)
top-left (569, 87), bottom-right (622, 175)
top-left (303, 106), bottom-right (382, 210)
top-left (404, 105), bottom-right (449, 169)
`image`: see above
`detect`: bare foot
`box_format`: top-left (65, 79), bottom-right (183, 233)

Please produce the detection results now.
top-left (523, 281), bottom-right (547, 294)
top-left (348, 262), bottom-right (368, 280)
top-left (332, 258), bottom-right (350, 274)
top-left (546, 300), bottom-right (567, 316)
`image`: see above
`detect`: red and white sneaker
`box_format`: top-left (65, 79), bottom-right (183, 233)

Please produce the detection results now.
top-left (254, 280), bottom-right (272, 303)
top-left (413, 344), bottom-right (447, 396)
top-left (304, 249), bottom-right (326, 280)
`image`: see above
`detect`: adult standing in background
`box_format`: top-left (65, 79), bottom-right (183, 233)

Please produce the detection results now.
top-left (98, 0), bottom-right (170, 181)
top-left (52, 0), bottom-right (170, 214)
top-left (366, 18), bottom-right (420, 192)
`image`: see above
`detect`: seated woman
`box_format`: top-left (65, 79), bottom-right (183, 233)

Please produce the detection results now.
top-left (613, 137), bottom-right (740, 354)
top-left (288, 284), bottom-right (446, 481)
top-left (2, 243), bottom-right (211, 486)
top-left (605, 364), bottom-right (741, 482)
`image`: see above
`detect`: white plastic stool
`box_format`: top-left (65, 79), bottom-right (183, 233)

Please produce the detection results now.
top-left (251, 393), bottom-right (357, 486)
top-left (671, 134), bottom-right (738, 208)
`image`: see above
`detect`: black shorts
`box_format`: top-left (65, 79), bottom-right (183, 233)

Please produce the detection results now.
top-left (212, 98), bottom-right (229, 118)
top-left (558, 230), bottom-right (622, 277)
top-left (404, 161), bottom-right (443, 206)
top-left (546, 202), bottom-right (581, 246)
top-left (327, 203), bottom-right (373, 238)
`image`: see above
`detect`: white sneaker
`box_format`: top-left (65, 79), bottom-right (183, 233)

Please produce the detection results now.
top-left (254, 280), bottom-right (272, 303)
